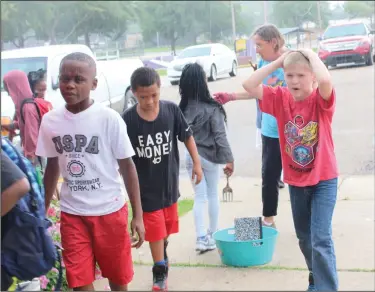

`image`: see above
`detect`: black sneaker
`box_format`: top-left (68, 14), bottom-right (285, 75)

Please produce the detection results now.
top-left (152, 264), bottom-right (168, 291)
top-left (307, 272), bottom-right (316, 291)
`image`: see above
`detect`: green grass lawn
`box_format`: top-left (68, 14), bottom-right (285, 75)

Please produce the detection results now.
top-left (127, 199), bottom-right (194, 225)
top-left (144, 46), bottom-right (185, 53)
top-left (177, 199), bottom-right (194, 217)
top-left (156, 68), bottom-right (167, 76)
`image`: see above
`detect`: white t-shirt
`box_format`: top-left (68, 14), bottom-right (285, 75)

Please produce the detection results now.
top-left (36, 102), bottom-right (135, 216)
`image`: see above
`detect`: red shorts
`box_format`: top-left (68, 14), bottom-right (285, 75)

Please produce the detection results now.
top-left (60, 204), bottom-right (133, 288)
top-left (143, 203), bottom-right (179, 242)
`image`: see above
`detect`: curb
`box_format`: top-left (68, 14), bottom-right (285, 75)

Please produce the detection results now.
top-left (132, 261), bottom-right (375, 273)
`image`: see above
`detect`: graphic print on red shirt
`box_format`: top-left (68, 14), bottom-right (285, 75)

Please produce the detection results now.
top-left (258, 85), bottom-right (338, 187)
top-left (284, 115), bottom-right (318, 168)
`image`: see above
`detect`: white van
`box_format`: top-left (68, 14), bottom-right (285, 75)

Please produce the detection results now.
top-left (1, 44), bottom-right (143, 120)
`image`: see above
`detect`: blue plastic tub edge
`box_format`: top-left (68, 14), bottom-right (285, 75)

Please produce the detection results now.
top-left (213, 227), bottom-right (279, 267)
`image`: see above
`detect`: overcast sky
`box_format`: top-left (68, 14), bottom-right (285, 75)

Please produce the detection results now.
top-left (328, 1), bottom-right (344, 9)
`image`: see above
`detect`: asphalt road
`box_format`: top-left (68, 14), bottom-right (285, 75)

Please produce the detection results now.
top-left (160, 64), bottom-right (374, 177)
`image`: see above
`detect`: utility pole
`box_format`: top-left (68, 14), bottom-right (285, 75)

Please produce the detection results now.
top-left (263, 1), bottom-right (267, 23)
top-left (317, 1), bottom-right (322, 34)
top-left (209, 1), bottom-right (212, 42)
top-left (231, 1), bottom-right (236, 42)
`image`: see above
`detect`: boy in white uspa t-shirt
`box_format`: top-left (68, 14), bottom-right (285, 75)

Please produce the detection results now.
top-left (36, 52), bottom-right (145, 291)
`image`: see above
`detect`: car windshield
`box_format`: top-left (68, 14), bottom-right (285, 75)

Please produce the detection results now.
top-left (177, 46), bottom-right (211, 59)
top-left (323, 23), bottom-right (367, 39)
top-left (1, 57), bottom-right (47, 91)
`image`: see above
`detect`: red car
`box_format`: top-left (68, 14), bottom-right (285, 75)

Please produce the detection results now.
top-left (318, 22), bottom-right (375, 68)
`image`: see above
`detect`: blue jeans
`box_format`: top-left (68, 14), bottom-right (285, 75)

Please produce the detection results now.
top-left (186, 154), bottom-right (220, 238)
top-left (289, 178), bottom-right (338, 291)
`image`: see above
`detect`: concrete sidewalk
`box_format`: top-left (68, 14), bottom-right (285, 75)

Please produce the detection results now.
top-left (129, 175), bottom-right (374, 270)
top-left (96, 174), bottom-right (374, 290)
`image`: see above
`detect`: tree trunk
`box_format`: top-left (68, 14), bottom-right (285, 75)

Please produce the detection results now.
top-left (19, 37), bottom-right (25, 48)
top-left (49, 31), bottom-right (57, 45)
top-left (171, 37), bottom-right (176, 56)
top-left (84, 31), bottom-right (91, 49)
top-left (71, 34), bottom-right (79, 44)
top-left (192, 34), bottom-right (198, 45)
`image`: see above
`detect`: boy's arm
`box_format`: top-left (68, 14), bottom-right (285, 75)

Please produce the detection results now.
top-left (242, 58), bottom-right (283, 100)
top-left (118, 158), bottom-right (144, 249)
top-left (43, 157), bottom-right (60, 211)
top-left (112, 113), bottom-right (144, 248)
top-left (184, 136), bottom-right (203, 184)
top-left (35, 117), bottom-right (60, 211)
top-left (300, 49), bottom-right (333, 100)
top-left (1, 178), bottom-right (30, 216)
top-left (301, 49), bottom-right (333, 100)
top-left (301, 49), bottom-right (335, 116)
top-left (1, 153), bottom-right (30, 216)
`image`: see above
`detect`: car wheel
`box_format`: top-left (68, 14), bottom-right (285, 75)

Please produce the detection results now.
top-left (170, 81), bottom-right (179, 86)
top-left (208, 64), bottom-right (217, 82)
top-left (229, 61), bottom-right (237, 77)
top-left (365, 48), bottom-right (373, 66)
top-left (123, 89), bottom-right (137, 112)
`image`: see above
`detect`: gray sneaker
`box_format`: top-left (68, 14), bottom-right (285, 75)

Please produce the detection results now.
top-left (196, 235), bottom-right (216, 252)
top-left (206, 234), bottom-right (216, 250)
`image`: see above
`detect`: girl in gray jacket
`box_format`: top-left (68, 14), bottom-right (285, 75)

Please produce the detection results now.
top-left (179, 63), bottom-right (234, 252)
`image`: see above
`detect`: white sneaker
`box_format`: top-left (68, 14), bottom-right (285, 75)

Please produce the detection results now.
top-left (195, 235), bottom-right (216, 251)
top-left (196, 236), bottom-right (208, 251)
top-left (206, 234), bottom-right (216, 250)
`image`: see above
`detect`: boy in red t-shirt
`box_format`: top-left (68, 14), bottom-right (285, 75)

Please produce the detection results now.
top-left (240, 49), bottom-right (338, 291)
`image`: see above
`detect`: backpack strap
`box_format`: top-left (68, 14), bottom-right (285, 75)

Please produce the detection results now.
top-left (20, 98), bottom-right (42, 125)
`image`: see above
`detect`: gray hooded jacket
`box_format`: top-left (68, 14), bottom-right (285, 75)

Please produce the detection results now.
top-left (182, 100), bottom-right (233, 164)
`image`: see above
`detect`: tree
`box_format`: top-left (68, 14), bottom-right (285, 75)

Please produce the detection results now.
top-left (330, 2), bottom-right (350, 20)
top-left (344, 1), bottom-right (375, 26)
top-left (1, 1), bottom-right (136, 48)
top-left (1, 1), bottom-right (38, 48)
top-left (271, 1), bottom-right (331, 28)
top-left (138, 1), bottom-right (198, 54)
top-left (237, 2), bottom-right (256, 35)
top-left (138, 0), bottom-right (247, 52)
top-left (206, 1), bottom-right (237, 41)
top-left (31, 1), bottom-right (76, 45)
top-left (72, 1), bottom-right (136, 47)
